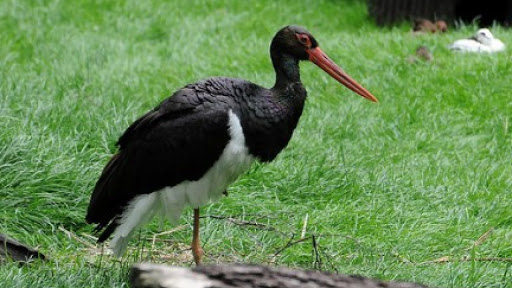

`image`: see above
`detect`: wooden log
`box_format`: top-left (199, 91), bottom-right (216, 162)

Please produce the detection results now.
top-left (130, 263), bottom-right (434, 288)
top-left (0, 233), bottom-right (46, 264)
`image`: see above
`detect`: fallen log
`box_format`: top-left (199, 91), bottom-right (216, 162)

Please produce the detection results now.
top-left (130, 263), bottom-right (433, 288)
top-left (0, 233), bottom-right (46, 264)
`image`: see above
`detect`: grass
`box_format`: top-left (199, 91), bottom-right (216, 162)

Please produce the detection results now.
top-left (1, 0), bottom-right (511, 287)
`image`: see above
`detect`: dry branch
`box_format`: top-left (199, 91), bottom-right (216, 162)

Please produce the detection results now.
top-left (59, 226), bottom-right (97, 250)
top-left (465, 227), bottom-right (494, 251)
top-left (301, 213), bottom-right (309, 238)
top-left (419, 256), bottom-right (512, 265)
top-left (202, 215), bottom-right (273, 230)
top-left (312, 234), bottom-right (322, 270)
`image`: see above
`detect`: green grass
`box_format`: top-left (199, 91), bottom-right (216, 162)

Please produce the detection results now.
top-left (1, 0), bottom-right (511, 287)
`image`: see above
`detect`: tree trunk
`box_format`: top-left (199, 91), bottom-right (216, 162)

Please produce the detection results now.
top-left (130, 263), bottom-right (434, 288)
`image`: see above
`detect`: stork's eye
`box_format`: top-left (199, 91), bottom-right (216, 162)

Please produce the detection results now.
top-left (296, 33), bottom-right (311, 47)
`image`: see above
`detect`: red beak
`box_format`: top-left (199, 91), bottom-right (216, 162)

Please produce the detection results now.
top-left (307, 47), bottom-right (378, 102)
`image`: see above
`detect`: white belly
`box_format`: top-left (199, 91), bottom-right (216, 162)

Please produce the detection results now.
top-left (109, 110), bottom-right (255, 256)
top-left (159, 110), bottom-right (255, 223)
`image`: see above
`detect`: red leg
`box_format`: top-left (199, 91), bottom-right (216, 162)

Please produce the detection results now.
top-left (191, 208), bottom-right (203, 265)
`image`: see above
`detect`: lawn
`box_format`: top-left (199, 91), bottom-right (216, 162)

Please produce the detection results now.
top-left (1, 0), bottom-right (511, 287)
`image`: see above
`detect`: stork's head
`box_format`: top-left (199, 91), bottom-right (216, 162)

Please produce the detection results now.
top-left (271, 25), bottom-right (378, 102)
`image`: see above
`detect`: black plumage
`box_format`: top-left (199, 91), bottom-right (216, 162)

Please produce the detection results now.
top-left (85, 25), bottom-right (377, 264)
top-left (86, 75), bottom-right (306, 241)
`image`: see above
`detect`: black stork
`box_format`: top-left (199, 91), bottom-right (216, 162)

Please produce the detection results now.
top-left (85, 25), bottom-right (378, 265)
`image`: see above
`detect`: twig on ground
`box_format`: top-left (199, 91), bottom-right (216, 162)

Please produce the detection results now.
top-left (273, 234), bottom-right (311, 259)
top-left (317, 241), bottom-right (339, 274)
top-left (269, 232), bottom-right (295, 264)
top-left (301, 213), bottom-right (309, 238)
top-left (203, 215), bottom-right (275, 231)
top-left (312, 234), bottom-right (322, 270)
top-left (150, 225), bottom-right (188, 252)
top-left (419, 256), bottom-right (512, 265)
top-left (201, 214), bottom-right (277, 221)
top-left (58, 226), bottom-right (96, 249)
top-left (273, 233), bottom-right (360, 262)
top-left (81, 233), bottom-right (98, 241)
top-left (465, 227), bottom-right (494, 251)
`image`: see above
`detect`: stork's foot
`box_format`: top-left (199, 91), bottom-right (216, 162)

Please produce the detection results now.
top-left (222, 189), bottom-right (228, 196)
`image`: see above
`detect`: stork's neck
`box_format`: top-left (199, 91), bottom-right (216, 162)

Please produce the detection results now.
top-left (271, 52), bottom-right (301, 90)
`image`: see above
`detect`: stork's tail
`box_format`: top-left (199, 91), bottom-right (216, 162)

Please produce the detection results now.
top-left (109, 193), bottom-right (159, 257)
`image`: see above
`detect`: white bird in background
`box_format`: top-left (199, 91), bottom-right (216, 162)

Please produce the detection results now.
top-left (449, 28), bottom-right (505, 53)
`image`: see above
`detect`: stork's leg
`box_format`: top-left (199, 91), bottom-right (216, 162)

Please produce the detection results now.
top-left (191, 208), bottom-right (203, 265)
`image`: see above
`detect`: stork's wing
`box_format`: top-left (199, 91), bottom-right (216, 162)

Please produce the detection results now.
top-left (86, 87), bottom-right (234, 240)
